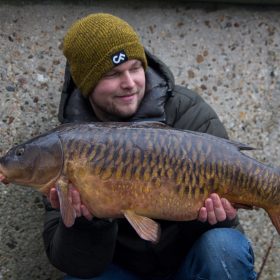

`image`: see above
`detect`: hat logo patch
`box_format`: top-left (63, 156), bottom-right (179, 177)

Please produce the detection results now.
top-left (112, 50), bottom-right (128, 66)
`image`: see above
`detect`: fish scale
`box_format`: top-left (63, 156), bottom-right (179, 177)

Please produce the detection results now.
top-left (0, 122), bottom-right (280, 242)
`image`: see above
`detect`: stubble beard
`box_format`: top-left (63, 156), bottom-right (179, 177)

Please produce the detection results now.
top-left (91, 92), bottom-right (144, 121)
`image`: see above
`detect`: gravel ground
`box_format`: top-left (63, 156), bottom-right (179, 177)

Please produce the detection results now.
top-left (0, 1), bottom-right (279, 279)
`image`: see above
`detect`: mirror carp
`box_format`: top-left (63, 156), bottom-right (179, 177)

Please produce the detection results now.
top-left (0, 122), bottom-right (279, 242)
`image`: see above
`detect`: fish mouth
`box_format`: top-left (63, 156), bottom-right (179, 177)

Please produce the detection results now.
top-left (0, 172), bottom-right (9, 185)
top-left (0, 164), bottom-right (9, 185)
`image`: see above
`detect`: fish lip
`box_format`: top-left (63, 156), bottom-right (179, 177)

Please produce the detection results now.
top-left (0, 162), bottom-right (9, 185)
top-left (1, 179), bottom-right (9, 185)
top-left (0, 172), bottom-right (9, 185)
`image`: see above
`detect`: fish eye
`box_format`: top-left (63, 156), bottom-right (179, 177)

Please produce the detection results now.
top-left (15, 147), bottom-right (25, 157)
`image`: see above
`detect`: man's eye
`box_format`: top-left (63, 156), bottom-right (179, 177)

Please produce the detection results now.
top-left (130, 65), bottom-right (143, 73)
top-left (104, 72), bottom-right (118, 78)
top-left (131, 67), bottom-right (139, 72)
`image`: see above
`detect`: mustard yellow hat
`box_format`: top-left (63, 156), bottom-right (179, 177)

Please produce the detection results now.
top-left (63, 13), bottom-right (147, 97)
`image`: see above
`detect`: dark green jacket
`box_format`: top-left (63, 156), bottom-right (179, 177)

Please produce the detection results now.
top-left (43, 51), bottom-right (240, 278)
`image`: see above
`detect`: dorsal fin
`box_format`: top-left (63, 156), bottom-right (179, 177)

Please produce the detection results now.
top-left (226, 139), bottom-right (256, 151)
top-left (179, 129), bottom-right (256, 151)
top-left (129, 121), bottom-right (169, 129)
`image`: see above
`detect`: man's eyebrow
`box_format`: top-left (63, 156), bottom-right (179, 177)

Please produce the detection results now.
top-left (107, 60), bottom-right (142, 74)
top-left (131, 61), bottom-right (142, 67)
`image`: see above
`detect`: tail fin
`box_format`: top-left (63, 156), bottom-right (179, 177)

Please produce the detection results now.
top-left (267, 207), bottom-right (280, 235)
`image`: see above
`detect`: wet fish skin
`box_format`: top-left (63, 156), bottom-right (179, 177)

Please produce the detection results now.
top-left (0, 132), bottom-right (63, 190)
top-left (0, 122), bottom-right (280, 242)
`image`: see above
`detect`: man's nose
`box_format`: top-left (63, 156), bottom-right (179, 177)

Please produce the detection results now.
top-left (121, 71), bottom-right (135, 89)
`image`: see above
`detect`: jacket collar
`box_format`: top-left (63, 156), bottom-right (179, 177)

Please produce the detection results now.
top-left (130, 50), bottom-right (174, 122)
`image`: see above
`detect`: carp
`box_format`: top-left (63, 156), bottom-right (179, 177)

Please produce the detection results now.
top-left (0, 122), bottom-right (280, 242)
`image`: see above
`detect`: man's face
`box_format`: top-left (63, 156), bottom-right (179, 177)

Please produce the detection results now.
top-left (89, 59), bottom-right (146, 121)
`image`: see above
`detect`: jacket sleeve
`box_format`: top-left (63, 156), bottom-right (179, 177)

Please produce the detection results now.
top-left (42, 197), bottom-right (118, 278)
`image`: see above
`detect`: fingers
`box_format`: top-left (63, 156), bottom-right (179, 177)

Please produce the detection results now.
top-left (197, 207), bottom-right (207, 223)
top-left (49, 187), bottom-right (60, 209)
top-left (47, 185), bottom-right (93, 221)
top-left (198, 193), bottom-right (237, 225)
top-left (209, 193), bottom-right (227, 224)
top-left (221, 198), bottom-right (237, 220)
top-left (81, 204), bottom-right (94, 221)
top-left (67, 184), bottom-right (94, 221)
top-left (70, 185), bottom-right (82, 218)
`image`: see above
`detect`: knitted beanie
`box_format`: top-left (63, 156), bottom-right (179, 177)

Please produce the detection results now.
top-left (63, 13), bottom-right (148, 97)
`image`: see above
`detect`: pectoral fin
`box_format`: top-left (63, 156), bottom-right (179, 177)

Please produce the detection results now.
top-left (56, 178), bottom-right (76, 227)
top-left (122, 210), bottom-right (161, 243)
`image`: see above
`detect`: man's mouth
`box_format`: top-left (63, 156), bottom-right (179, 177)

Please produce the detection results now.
top-left (115, 93), bottom-right (136, 102)
top-left (117, 91), bottom-right (137, 97)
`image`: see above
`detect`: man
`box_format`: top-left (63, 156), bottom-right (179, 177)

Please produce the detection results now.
top-left (43, 13), bottom-right (256, 280)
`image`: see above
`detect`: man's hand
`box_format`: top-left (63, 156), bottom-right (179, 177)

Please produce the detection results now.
top-left (198, 193), bottom-right (237, 224)
top-left (48, 185), bottom-right (93, 221)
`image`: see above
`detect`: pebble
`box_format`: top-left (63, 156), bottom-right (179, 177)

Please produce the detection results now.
top-left (6, 85), bottom-right (15, 92)
top-left (36, 74), bottom-right (48, 83)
